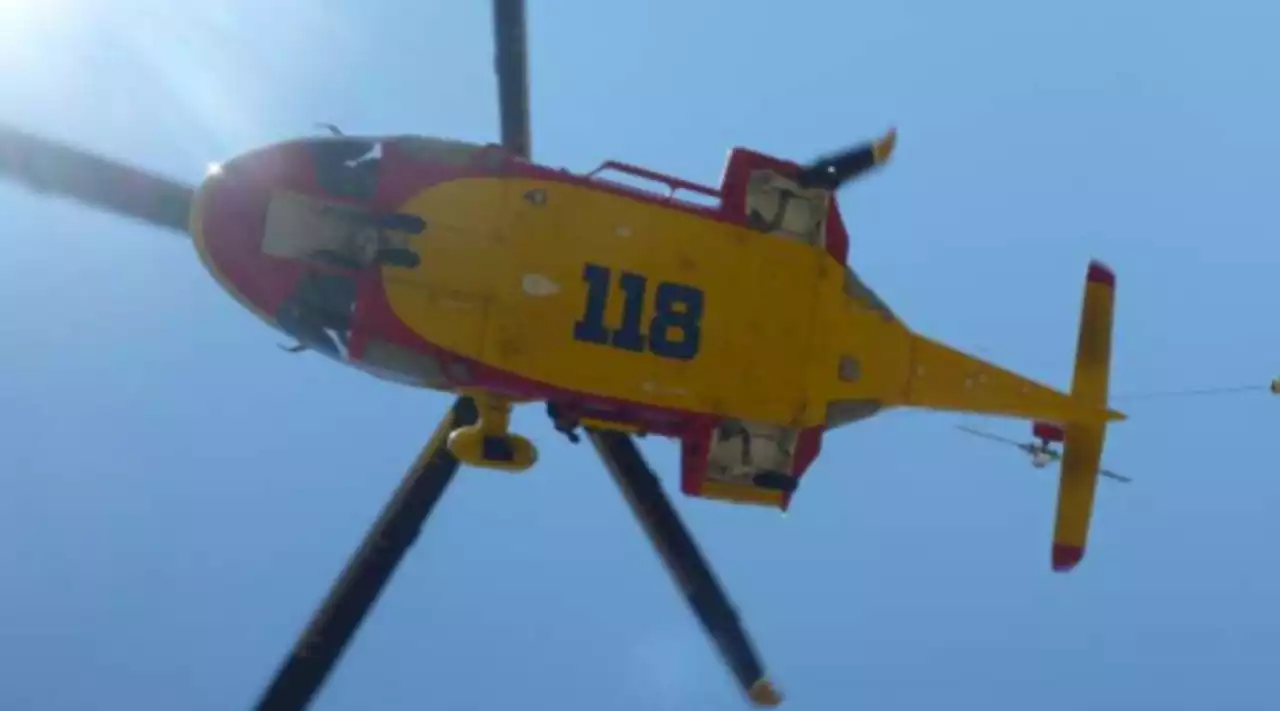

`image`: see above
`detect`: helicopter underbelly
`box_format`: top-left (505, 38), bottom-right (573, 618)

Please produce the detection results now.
top-left (378, 176), bottom-right (831, 428)
top-left (191, 147), bottom-right (843, 431)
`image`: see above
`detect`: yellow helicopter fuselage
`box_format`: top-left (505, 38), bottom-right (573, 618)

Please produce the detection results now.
top-left (191, 135), bottom-right (1123, 507)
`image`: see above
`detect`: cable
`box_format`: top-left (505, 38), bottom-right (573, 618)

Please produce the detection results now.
top-left (1113, 384), bottom-right (1267, 402)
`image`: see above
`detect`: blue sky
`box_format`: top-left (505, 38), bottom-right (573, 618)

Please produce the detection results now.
top-left (2, 0), bottom-right (1278, 709)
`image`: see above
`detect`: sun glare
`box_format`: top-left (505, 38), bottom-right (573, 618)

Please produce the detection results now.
top-left (0, 0), bottom-right (74, 37)
top-left (0, 0), bottom-right (68, 20)
top-left (0, 0), bottom-right (82, 70)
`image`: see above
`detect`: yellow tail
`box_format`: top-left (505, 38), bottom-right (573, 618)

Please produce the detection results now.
top-left (1051, 261), bottom-right (1121, 572)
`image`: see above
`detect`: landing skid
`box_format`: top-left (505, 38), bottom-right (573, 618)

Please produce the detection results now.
top-left (255, 399), bottom-right (778, 711)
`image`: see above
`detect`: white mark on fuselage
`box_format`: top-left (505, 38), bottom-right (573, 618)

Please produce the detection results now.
top-left (522, 274), bottom-right (561, 297)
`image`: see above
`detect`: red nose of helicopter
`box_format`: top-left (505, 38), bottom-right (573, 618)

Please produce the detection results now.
top-left (191, 136), bottom-right (395, 358)
top-left (192, 139), bottom-right (318, 325)
top-left (192, 133), bottom-right (509, 363)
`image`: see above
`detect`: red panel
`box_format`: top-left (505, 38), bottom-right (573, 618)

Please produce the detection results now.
top-left (790, 427), bottom-right (824, 480)
top-left (679, 422), bottom-right (717, 497)
top-left (718, 147), bottom-right (850, 263)
top-left (1052, 543), bottom-right (1084, 572)
top-left (1033, 421), bottom-right (1066, 442)
top-left (1086, 260), bottom-right (1116, 287)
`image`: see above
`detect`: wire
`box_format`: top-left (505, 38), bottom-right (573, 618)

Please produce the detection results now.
top-left (1113, 384), bottom-right (1267, 402)
top-left (962, 343), bottom-right (1275, 402)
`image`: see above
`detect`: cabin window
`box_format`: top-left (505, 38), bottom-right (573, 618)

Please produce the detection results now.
top-left (357, 340), bottom-right (451, 388)
top-left (390, 136), bottom-right (494, 167)
top-left (744, 170), bottom-right (829, 246)
top-left (309, 137), bottom-right (382, 201)
top-left (276, 270), bottom-right (358, 360)
top-left (706, 420), bottom-right (797, 480)
top-left (842, 266), bottom-right (895, 319)
top-left (262, 191), bottom-right (423, 271)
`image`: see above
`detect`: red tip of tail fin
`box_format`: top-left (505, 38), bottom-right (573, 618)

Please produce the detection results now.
top-left (1086, 260), bottom-right (1115, 287)
top-left (1052, 543), bottom-right (1084, 572)
top-left (1033, 422), bottom-right (1065, 442)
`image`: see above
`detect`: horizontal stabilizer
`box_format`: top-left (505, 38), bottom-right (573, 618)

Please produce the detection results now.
top-left (1051, 261), bottom-right (1119, 572)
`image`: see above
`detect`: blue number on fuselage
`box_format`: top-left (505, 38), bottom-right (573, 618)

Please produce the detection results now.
top-left (571, 263), bottom-right (703, 361)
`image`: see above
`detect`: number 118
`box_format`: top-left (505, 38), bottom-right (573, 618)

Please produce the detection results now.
top-left (572, 263), bottom-right (704, 361)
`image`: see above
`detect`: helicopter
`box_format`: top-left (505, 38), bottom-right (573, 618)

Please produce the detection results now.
top-left (0, 1), bottom-right (1129, 709)
top-left (957, 422), bottom-right (1133, 482)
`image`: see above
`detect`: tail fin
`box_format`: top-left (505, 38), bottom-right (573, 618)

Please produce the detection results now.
top-left (1051, 261), bottom-right (1121, 572)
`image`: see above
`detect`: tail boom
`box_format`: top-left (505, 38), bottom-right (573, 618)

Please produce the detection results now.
top-left (899, 335), bottom-right (1123, 426)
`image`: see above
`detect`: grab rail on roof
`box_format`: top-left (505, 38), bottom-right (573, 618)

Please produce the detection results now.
top-left (586, 160), bottom-right (721, 203)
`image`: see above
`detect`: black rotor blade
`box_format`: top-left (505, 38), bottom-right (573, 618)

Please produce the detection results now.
top-left (493, 0), bottom-right (532, 159)
top-left (1100, 468), bottom-right (1132, 483)
top-left (0, 124), bottom-right (194, 235)
top-left (795, 142), bottom-right (877, 191)
top-left (795, 129), bottom-right (895, 192)
top-left (254, 396), bottom-right (478, 711)
top-left (587, 429), bottom-right (781, 707)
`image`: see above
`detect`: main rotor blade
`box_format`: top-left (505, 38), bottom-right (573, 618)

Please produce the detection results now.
top-left (0, 124), bottom-right (194, 235)
top-left (587, 430), bottom-right (781, 708)
top-left (1100, 468), bottom-right (1132, 483)
top-left (492, 0), bottom-right (532, 159)
top-left (254, 396), bottom-right (478, 711)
